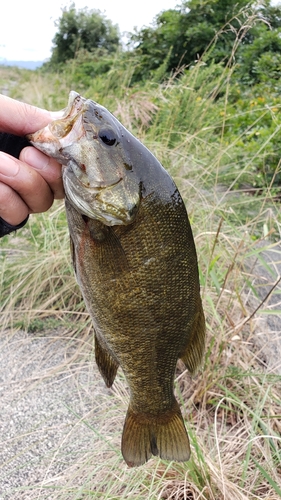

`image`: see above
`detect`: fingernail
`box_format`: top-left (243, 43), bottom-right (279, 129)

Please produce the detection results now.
top-left (21, 147), bottom-right (49, 170)
top-left (0, 152), bottom-right (20, 177)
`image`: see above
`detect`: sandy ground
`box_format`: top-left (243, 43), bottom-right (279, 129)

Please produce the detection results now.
top-left (245, 242), bottom-right (281, 374)
top-left (0, 329), bottom-right (121, 499)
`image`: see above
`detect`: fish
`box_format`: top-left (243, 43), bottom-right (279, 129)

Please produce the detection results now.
top-left (27, 91), bottom-right (205, 467)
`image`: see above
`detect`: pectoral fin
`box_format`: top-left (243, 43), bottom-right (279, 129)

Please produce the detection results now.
top-left (95, 333), bottom-right (119, 388)
top-left (180, 303), bottom-right (206, 376)
top-left (86, 220), bottom-right (129, 276)
top-left (69, 235), bottom-right (76, 274)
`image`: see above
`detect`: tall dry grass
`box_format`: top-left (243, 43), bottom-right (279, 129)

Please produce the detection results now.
top-left (0, 57), bottom-right (280, 499)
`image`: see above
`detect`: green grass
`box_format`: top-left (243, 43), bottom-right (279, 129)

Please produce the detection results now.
top-left (0, 61), bottom-right (281, 499)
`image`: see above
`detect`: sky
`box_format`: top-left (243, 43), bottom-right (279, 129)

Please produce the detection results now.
top-left (0, 0), bottom-right (179, 62)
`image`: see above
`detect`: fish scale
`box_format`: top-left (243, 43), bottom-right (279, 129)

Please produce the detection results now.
top-left (27, 91), bottom-right (206, 467)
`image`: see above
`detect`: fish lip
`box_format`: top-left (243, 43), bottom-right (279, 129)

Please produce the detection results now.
top-left (26, 92), bottom-right (86, 143)
top-left (65, 190), bottom-right (135, 225)
top-left (61, 91), bottom-right (86, 119)
top-left (63, 167), bottom-right (134, 225)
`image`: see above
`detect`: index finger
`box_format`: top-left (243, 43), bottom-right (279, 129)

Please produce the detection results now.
top-left (0, 94), bottom-right (53, 135)
top-left (20, 146), bottom-right (64, 199)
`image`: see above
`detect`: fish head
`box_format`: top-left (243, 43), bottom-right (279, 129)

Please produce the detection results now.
top-left (27, 91), bottom-right (140, 226)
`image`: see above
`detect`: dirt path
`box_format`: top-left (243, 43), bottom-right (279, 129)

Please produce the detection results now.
top-left (245, 242), bottom-right (281, 374)
top-left (0, 329), bottom-right (118, 499)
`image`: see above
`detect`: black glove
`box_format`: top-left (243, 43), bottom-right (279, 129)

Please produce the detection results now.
top-left (0, 133), bottom-right (30, 237)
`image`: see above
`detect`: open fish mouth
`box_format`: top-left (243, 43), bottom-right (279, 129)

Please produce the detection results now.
top-left (27, 92), bottom-right (86, 155)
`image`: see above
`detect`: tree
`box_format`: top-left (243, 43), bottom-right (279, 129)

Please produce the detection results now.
top-left (237, 25), bottom-right (281, 84)
top-left (50, 4), bottom-right (120, 65)
top-left (129, 0), bottom-right (281, 81)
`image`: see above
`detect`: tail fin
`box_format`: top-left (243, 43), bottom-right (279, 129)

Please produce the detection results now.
top-left (121, 400), bottom-right (190, 467)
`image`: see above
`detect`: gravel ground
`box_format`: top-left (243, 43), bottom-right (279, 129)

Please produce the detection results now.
top-left (245, 241), bottom-right (281, 374)
top-left (0, 329), bottom-right (120, 499)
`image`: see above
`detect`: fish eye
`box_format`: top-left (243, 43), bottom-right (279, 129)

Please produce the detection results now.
top-left (99, 129), bottom-right (117, 146)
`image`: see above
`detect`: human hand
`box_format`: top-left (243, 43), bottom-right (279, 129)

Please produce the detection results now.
top-left (0, 94), bottom-right (64, 226)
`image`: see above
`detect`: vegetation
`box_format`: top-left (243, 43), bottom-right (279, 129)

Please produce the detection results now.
top-left (0, 0), bottom-right (281, 498)
top-left (48, 3), bottom-right (120, 66)
top-left (127, 0), bottom-right (281, 85)
top-left (38, 0), bottom-right (281, 190)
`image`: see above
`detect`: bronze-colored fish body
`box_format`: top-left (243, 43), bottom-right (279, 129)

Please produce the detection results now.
top-left (28, 91), bottom-right (205, 467)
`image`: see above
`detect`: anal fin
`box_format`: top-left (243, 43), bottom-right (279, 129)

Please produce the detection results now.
top-left (180, 302), bottom-right (206, 376)
top-left (95, 333), bottom-right (119, 388)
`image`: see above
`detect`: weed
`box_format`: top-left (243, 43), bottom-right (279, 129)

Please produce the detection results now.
top-left (0, 47), bottom-right (280, 499)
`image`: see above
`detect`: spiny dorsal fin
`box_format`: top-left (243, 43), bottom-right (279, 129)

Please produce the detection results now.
top-left (121, 399), bottom-right (190, 467)
top-left (180, 302), bottom-right (205, 376)
top-left (95, 333), bottom-right (119, 388)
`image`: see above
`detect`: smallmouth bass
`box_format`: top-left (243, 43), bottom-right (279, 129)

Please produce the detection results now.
top-left (28, 91), bottom-right (205, 467)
